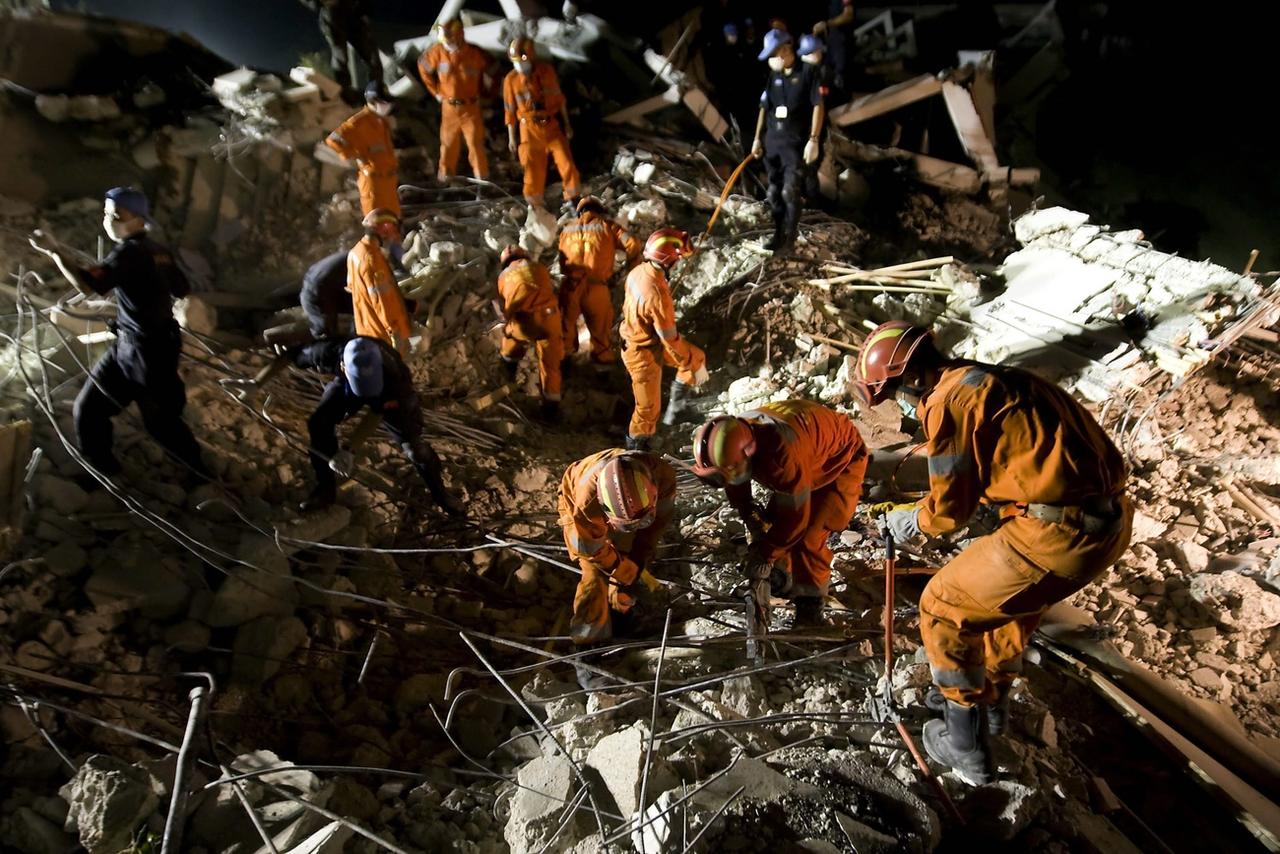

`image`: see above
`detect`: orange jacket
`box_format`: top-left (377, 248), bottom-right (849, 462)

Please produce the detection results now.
top-left (916, 363), bottom-right (1127, 537)
top-left (347, 235), bottom-right (411, 348)
top-left (503, 62), bottom-right (566, 127)
top-left (725, 400), bottom-right (868, 559)
top-left (558, 449), bottom-right (676, 585)
top-left (497, 258), bottom-right (558, 338)
top-left (621, 262), bottom-right (701, 368)
top-left (558, 211), bottom-right (641, 284)
top-left (417, 42), bottom-right (490, 101)
top-left (325, 106), bottom-right (396, 174)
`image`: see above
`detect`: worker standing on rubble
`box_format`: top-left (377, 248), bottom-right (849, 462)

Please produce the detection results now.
top-left (298, 0), bottom-right (383, 99)
top-left (503, 37), bottom-right (582, 209)
top-left (28, 187), bottom-right (207, 481)
top-left (559, 449), bottom-right (677, 656)
top-left (349, 209), bottom-right (412, 357)
top-left (798, 33), bottom-right (835, 206)
top-left (691, 400), bottom-right (868, 626)
top-left (325, 80), bottom-right (400, 217)
top-left (620, 228), bottom-right (709, 450)
top-left (811, 0), bottom-right (853, 93)
top-left (557, 196), bottom-right (641, 371)
top-left (751, 28), bottom-right (824, 251)
top-left (417, 19), bottom-right (492, 186)
top-left (299, 336), bottom-right (463, 515)
top-left (854, 321), bottom-right (1132, 786)
top-left (496, 246), bottom-right (564, 422)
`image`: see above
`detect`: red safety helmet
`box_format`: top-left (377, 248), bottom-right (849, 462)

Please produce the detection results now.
top-left (691, 416), bottom-right (756, 486)
top-left (362, 208), bottom-right (401, 242)
top-left (597, 454), bottom-right (659, 533)
top-left (855, 321), bottom-right (933, 405)
top-left (576, 195), bottom-right (606, 216)
top-left (508, 37), bottom-right (536, 62)
top-left (643, 228), bottom-right (694, 268)
top-left (500, 245), bottom-right (528, 268)
top-left (438, 18), bottom-right (464, 42)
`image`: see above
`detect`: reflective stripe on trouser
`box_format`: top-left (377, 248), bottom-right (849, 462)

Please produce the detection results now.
top-left (920, 498), bottom-right (1133, 705)
top-left (621, 343), bottom-right (665, 438)
top-left (500, 308), bottom-right (564, 400)
top-left (559, 272), bottom-right (616, 363)
top-left (783, 451), bottom-right (868, 598)
top-left (439, 102), bottom-right (488, 180)
top-left (357, 170), bottom-right (401, 217)
top-left (518, 122), bottom-right (580, 203)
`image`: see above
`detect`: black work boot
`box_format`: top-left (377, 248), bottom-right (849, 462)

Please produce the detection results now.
top-left (987, 685), bottom-right (1013, 736)
top-left (299, 483), bottom-right (336, 513)
top-left (661, 381), bottom-right (696, 427)
top-left (411, 444), bottom-right (466, 518)
top-left (501, 358), bottom-right (519, 382)
top-left (764, 226), bottom-right (786, 251)
top-left (923, 700), bottom-right (994, 786)
top-left (624, 434), bottom-right (652, 451)
top-left (792, 596), bottom-right (828, 628)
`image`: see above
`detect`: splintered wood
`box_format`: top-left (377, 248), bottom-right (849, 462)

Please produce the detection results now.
top-left (808, 256), bottom-right (956, 294)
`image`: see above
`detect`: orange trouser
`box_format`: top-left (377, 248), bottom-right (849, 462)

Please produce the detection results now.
top-left (621, 344), bottom-right (667, 437)
top-left (920, 498), bottom-right (1133, 706)
top-left (439, 102), bottom-right (488, 180)
top-left (518, 120), bottom-right (580, 204)
top-left (358, 169), bottom-right (401, 217)
top-left (570, 540), bottom-right (640, 645)
top-left (560, 273), bottom-right (615, 364)
top-left (781, 451), bottom-right (868, 598)
top-left (500, 306), bottom-right (564, 400)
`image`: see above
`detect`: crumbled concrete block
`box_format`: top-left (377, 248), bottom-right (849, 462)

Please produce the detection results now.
top-left (60, 755), bottom-right (159, 854)
top-left (505, 755), bottom-right (576, 854)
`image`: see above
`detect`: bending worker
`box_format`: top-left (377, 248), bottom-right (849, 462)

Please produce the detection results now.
top-left (690, 399), bottom-right (867, 626)
top-left (418, 18), bottom-right (492, 185)
top-left (349, 209), bottom-right (412, 357)
top-left (325, 80), bottom-right (400, 216)
top-left (503, 37), bottom-right (581, 208)
top-left (557, 195), bottom-right (641, 370)
top-left (559, 449), bottom-right (676, 656)
top-left (28, 187), bottom-right (207, 481)
top-left (301, 336), bottom-right (463, 516)
top-left (496, 246), bottom-right (563, 422)
top-left (301, 249), bottom-right (353, 340)
top-left (620, 228), bottom-right (708, 450)
top-left (854, 321), bottom-right (1132, 786)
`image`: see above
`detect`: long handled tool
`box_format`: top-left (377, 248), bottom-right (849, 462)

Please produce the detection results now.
top-left (699, 152), bottom-right (757, 244)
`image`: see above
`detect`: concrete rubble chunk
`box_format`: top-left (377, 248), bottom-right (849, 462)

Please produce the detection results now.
top-left (85, 542), bottom-right (193, 620)
top-left (965, 780), bottom-right (1045, 841)
top-left (505, 754), bottom-right (576, 854)
top-left (284, 820), bottom-right (353, 854)
top-left (35, 474), bottom-right (89, 515)
top-left (1, 805), bottom-right (77, 854)
top-left (584, 723), bottom-right (676, 820)
top-left (59, 755), bottom-right (160, 854)
top-left (1189, 570), bottom-right (1280, 631)
top-left (835, 812), bottom-right (898, 852)
top-left (206, 564), bottom-right (298, 628)
top-left (232, 615), bottom-right (308, 684)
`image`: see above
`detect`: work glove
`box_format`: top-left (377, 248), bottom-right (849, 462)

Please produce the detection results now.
top-left (329, 448), bottom-right (356, 479)
top-left (608, 581), bottom-right (638, 613)
top-left (751, 139), bottom-right (764, 160)
top-left (866, 501), bottom-right (917, 520)
top-left (508, 134), bottom-right (518, 155)
top-left (884, 506), bottom-right (923, 543)
top-left (804, 137), bottom-right (820, 165)
top-left (692, 364), bottom-right (710, 387)
top-left (434, 93), bottom-right (443, 103)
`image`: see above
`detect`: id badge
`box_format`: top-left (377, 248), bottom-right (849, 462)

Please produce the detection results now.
top-left (774, 105), bottom-right (789, 119)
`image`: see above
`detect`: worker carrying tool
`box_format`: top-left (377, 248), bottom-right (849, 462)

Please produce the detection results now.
top-left (557, 195), bottom-right (641, 370)
top-left (324, 80), bottom-right (400, 216)
top-left (502, 37), bottom-right (581, 208)
top-left (349, 209), bottom-right (413, 357)
top-left (297, 0), bottom-right (382, 99)
top-left (417, 19), bottom-right (493, 185)
top-left (496, 246), bottom-right (564, 422)
top-left (559, 449), bottom-right (676, 652)
top-left (854, 321), bottom-right (1133, 786)
top-left (620, 228), bottom-right (709, 450)
top-left (751, 28), bottom-right (824, 252)
top-left (690, 399), bottom-right (868, 627)
top-left (300, 336), bottom-right (463, 516)
top-left (28, 187), bottom-right (208, 482)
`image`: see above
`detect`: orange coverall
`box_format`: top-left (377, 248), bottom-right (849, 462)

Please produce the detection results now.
top-left (724, 400), bottom-right (868, 598)
top-left (503, 63), bottom-right (580, 204)
top-left (559, 449), bottom-right (676, 643)
top-left (916, 363), bottom-right (1132, 705)
top-left (497, 258), bottom-right (563, 401)
top-left (348, 235), bottom-right (411, 356)
top-left (417, 42), bottom-right (490, 181)
top-left (557, 211), bottom-right (641, 364)
top-left (325, 106), bottom-right (400, 216)
top-left (619, 262), bottom-right (706, 439)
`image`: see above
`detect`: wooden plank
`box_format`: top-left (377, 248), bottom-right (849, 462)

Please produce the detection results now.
top-left (604, 86), bottom-right (682, 125)
top-left (829, 74), bottom-right (942, 127)
top-left (940, 81), bottom-right (1002, 178)
top-left (910, 152), bottom-right (983, 194)
top-left (681, 86), bottom-right (729, 143)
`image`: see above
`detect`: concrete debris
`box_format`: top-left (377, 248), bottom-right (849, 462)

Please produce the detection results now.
top-left (504, 755), bottom-right (576, 854)
top-left (1188, 570), bottom-right (1280, 632)
top-left (59, 755), bottom-right (160, 854)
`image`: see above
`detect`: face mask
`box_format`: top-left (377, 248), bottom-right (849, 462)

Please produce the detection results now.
top-left (725, 34), bottom-right (738, 45)
top-left (370, 101), bottom-right (392, 117)
top-left (802, 53), bottom-right (821, 65)
top-left (514, 61), bottom-right (532, 75)
top-left (767, 56), bottom-right (785, 71)
top-left (444, 40), bottom-right (458, 52)
top-left (103, 216), bottom-right (129, 242)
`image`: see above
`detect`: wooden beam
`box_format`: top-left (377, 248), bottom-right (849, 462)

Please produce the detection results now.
top-left (941, 81), bottom-right (1002, 179)
top-left (603, 86), bottom-right (681, 125)
top-left (910, 152), bottom-right (983, 194)
top-left (829, 74), bottom-right (942, 127)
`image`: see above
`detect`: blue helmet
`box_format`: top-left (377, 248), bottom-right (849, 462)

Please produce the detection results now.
top-left (343, 338), bottom-right (385, 398)
top-left (104, 186), bottom-right (150, 219)
top-left (798, 33), bottom-right (825, 57)
top-left (757, 27), bottom-right (792, 61)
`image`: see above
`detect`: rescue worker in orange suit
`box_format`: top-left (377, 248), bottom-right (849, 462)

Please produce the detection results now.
top-left (557, 196), bottom-right (641, 370)
top-left (854, 321), bottom-right (1132, 785)
top-left (559, 449), bottom-right (676, 684)
top-left (348, 209), bottom-right (412, 357)
top-left (496, 246), bottom-right (564, 422)
top-left (28, 187), bottom-right (207, 481)
top-left (417, 19), bottom-right (492, 185)
top-left (299, 336), bottom-right (463, 516)
top-left (620, 228), bottom-right (709, 450)
top-left (690, 400), bottom-right (868, 626)
top-left (503, 37), bottom-right (581, 208)
top-left (325, 80), bottom-right (400, 217)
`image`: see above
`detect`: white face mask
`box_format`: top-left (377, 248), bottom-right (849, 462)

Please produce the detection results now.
top-left (767, 56), bottom-right (786, 72)
top-left (444, 40), bottom-right (459, 52)
top-left (802, 53), bottom-right (822, 65)
top-left (103, 216), bottom-right (128, 242)
top-left (513, 60), bottom-right (532, 75)
top-left (371, 100), bottom-right (393, 117)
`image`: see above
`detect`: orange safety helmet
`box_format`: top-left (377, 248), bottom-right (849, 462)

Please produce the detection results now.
top-left (643, 227), bottom-right (694, 268)
top-left (500, 245), bottom-right (528, 268)
top-left (508, 37), bottom-right (536, 62)
top-left (362, 208), bottom-right (401, 242)
top-left (855, 321), bottom-right (933, 405)
top-left (690, 416), bottom-right (756, 486)
top-left (597, 454), bottom-right (659, 532)
top-left (438, 18), bottom-right (464, 42)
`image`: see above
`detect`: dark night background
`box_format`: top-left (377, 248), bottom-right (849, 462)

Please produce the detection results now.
top-left (45, 0), bottom-right (1280, 268)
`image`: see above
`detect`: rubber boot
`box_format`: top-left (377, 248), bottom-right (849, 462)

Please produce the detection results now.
top-left (923, 700), bottom-right (994, 786)
top-left (299, 483), bottom-right (336, 513)
top-left (987, 685), bottom-right (1012, 736)
top-left (764, 226), bottom-right (786, 251)
top-left (660, 381), bottom-right (696, 427)
top-left (624, 434), bottom-right (652, 451)
top-left (792, 596), bottom-right (828, 628)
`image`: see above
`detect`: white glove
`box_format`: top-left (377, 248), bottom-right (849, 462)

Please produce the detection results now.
top-left (884, 507), bottom-right (923, 543)
top-left (329, 449), bottom-right (356, 479)
top-left (751, 139), bottom-right (764, 159)
top-left (804, 138), bottom-right (820, 165)
top-left (692, 364), bottom-right (710, 387)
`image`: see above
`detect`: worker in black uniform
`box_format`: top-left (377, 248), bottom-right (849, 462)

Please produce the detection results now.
top-left (798, 33), bottom-right (836, 207)
top-left (297, 0), bottom-right (382, 97)
top-left (299, 336), bottom-right (464, 516)
top-left (751, 28), bottom-right (824, 251)
top-left (812, 0), bottom-right (854, 94)
top-left (300, 250), bottom-right (353, 340)
top-left (29, 187), bottom-right (207, 480)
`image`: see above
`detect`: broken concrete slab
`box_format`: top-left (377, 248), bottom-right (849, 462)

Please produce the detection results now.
top-left (204, 564), bottom-right (298, 628)
top-left (59, 755), bottom-right (160, 854)
top-left (232, 615), bottom-right (308, 685)
top-left (584, 723), bottom-right (677, 820)
top-left (1189, 571), bottom-right (1280, 632)
top-left (505, 754), bottom-right (577, 854)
